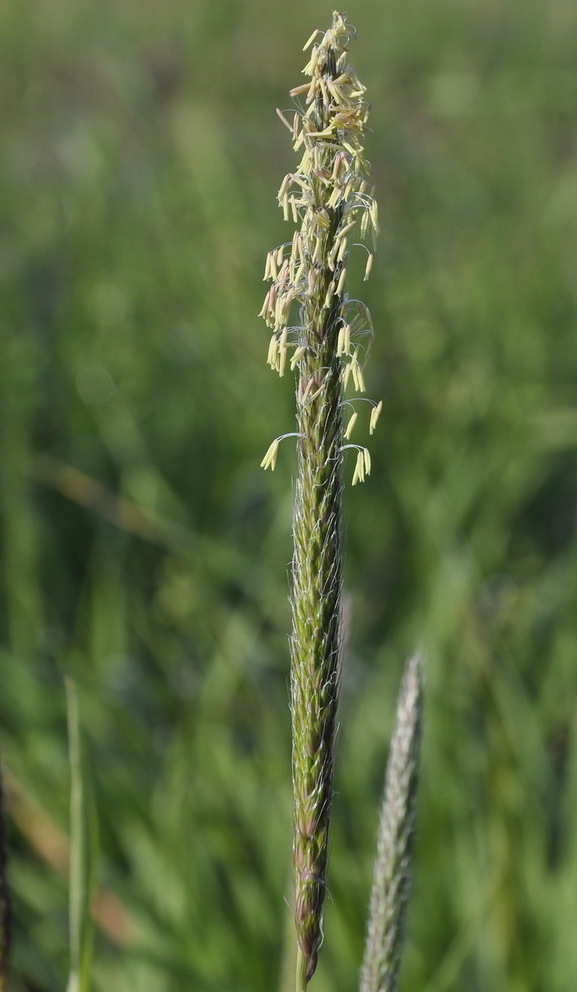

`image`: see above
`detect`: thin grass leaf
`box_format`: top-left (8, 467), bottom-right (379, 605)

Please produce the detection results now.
top-left (65, 679), bottom-right (97, 992)
top-left (0, 757), bottom-right (10, 992)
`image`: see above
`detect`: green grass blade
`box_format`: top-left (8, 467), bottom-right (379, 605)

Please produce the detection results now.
top-left (0, 757), bottom-right (10, 992)
top-left (65, 679), bottom-right (97, 992)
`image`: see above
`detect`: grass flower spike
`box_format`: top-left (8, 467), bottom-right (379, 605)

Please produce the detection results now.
top-left (259, 12), bottom-right (378, 989)
top-left (360, 652), bottom-right (424, 992)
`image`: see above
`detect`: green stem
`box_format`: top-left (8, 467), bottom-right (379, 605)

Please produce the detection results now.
top-left (296, 947), bottom-right (309, 992)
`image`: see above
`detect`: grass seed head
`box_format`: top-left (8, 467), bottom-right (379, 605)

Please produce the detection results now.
top-left (259, 10), bottom-right (380, 481)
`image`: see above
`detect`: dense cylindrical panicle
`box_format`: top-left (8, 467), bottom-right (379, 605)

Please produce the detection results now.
top-left (291, 330), bottom-right (343, 987)
top-left (259, 12), bottom-right (378, 988)
top-left (359, 652), bottom-right (424, 992)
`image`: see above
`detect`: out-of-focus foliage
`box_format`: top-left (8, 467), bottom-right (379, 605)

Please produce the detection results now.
top-left (1, 1), bottom-right (577, 990)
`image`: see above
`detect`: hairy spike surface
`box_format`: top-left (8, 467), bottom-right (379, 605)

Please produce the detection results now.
top-left (359, 652), bottom-right (424, 992)
top-left (259, 12), bottom-right (377, 989)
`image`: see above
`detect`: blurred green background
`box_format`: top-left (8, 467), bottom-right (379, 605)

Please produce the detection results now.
top-left (1, 0), bottom-right (577, 989)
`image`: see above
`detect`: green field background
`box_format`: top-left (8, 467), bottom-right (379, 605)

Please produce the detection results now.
top-left (2, 0), bottom-right (577, 989)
